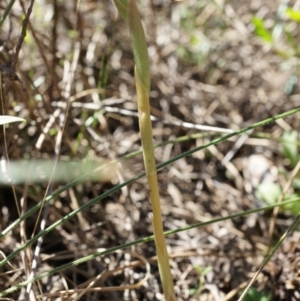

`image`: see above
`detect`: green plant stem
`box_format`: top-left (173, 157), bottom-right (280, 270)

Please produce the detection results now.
top-left (124, 0), bottom-right (176, 298)
top-left (0, 0), bottom-right (16, 28)
top-left (0, 196), bottom-right (299, 297)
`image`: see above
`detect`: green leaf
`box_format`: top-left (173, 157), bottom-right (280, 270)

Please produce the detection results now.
top-left (256, 182), bottom-right (282, 205)
top-left (281, 131), bottom-right (299, 167)
top-left (243, 287), bottom-right (271, 301)
top-left (0, 115), bottom-right (26, 125)
top-left (113, 0), bottom-right (128, 23)
top-left (281, 193), bottom-right (300, 215)
top-left (285, 7), bottom-right (300, 22)
top-left (127, 0), bottom-right (150, 91)
top-left (252, 16), bottom-right (273, 42)
top-left (292, 178), bottom-right (300, 189)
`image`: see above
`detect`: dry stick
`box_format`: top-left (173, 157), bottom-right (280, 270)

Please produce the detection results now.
top-left (25, 44), bottom-right (81, 300)
top-left (103, 106), bottom-right (233, 133)
top-left (22, 11), bottom-right (52, 75)
top-left (24, 3), bottom-right (82, 299)
top-left (35, 252), bottom-right (150, 299)
top-left (72, 252), bottom-right (150, 301)
top-left (11, 0), bottom-right (31, 71)
top-left (0, 7), bottom-right (13, 50)
top-left (20, 195), bottom-right (36, 301)
top-left (0, 70), bottom-right (5, 153)
top-left (5, 1), bottom-right (45, 299)
top-left (19, 0), bottom-right (43, 298)
top-left (0, 0), bottom-right (32, 83)
top-left (51, 0), bottom-right (59, 99)
top-left (0, 47), bottom-right (27, 300)
top-left (222, 102), bottom-right (273, 165)
top-left (0, 56), bottom-right (21, 225)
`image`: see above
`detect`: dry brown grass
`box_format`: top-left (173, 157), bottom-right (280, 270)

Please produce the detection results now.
top-left (0, 0), bottom-right (300, 300)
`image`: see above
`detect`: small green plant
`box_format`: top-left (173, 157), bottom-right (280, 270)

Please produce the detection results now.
top-left (252, 5), bottom-right (300, 95)
top-left (175, 2), bottom-right (217, 66)
top-left (251, 17), bottom-right (273, 43)
top-left (256, 130), bottom-right (300, 215)
top-left (281, 131), bottom-right (299, 168)
top-left (285, 7), bottom-right (300, 23)
top-left (242, 287), bottom-right (271, 301)
top-left (189, 265), bottom-right (212, 297)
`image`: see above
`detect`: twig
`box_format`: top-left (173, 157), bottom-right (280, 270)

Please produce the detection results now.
top-left (24, 5), bottom-right (81, 300)
top-left (12, 0), bottom-right (34, 71)
top-left (0, 0), bottom-right (35, 83)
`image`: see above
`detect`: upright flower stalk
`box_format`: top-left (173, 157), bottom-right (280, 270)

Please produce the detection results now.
top-left (112, 1), bottom-right (177, 300)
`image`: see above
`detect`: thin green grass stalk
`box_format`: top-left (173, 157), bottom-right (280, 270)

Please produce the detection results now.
top-left (0, 0), bottom-right (16, 27)
top-left (0, 196), bottom-right (299, 297)
top-left (1, 106), bottom-right (299, 256)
